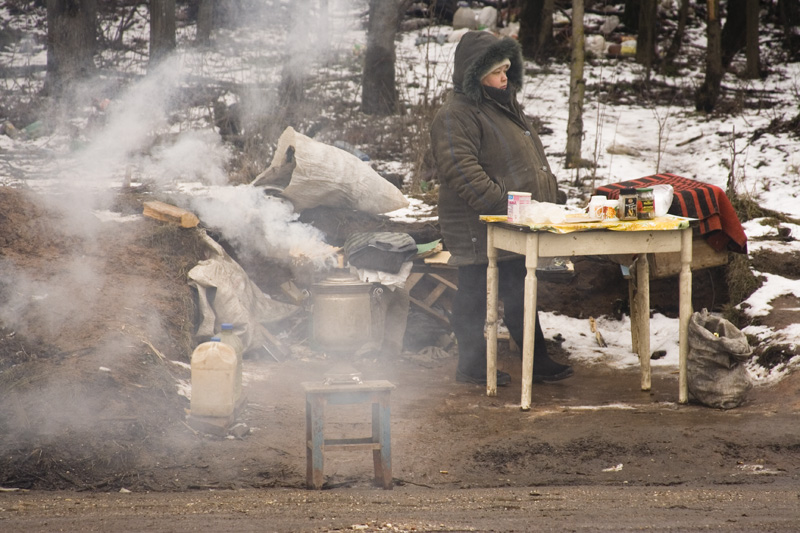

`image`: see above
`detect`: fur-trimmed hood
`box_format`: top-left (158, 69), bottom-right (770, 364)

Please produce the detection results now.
top-left (452, 31), bottom-right (524, 103)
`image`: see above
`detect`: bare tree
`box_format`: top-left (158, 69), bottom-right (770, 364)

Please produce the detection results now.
top-left (744, 0), bottom-right (761, 78)
top-left (195, 0), bottom-right (213, 46)
top-left (362, 0), bottom-right (409, 116)
top-left (662, 0), bottom-right (689, 70)
top-left (45, 0), bottom-right (97, 94)
top-left (721, 0), bottom-right (745, 69)
top-left (150, 0), bottom-right (176, 65)
top-left (278, 0), bottom-right (312, 116)
top-left (518, 0), bottom-right (555, 60)
top-left (778, 0), bottom-right (800, 59)
top-left (695, 0), bottom-right (723, 112)
top-left (719, 0), bottom-right (760, 77)
top-left (565, 0), bottom-right (585, 169)
top-left (622, 0), bottom-right (640, 31)
top-left (636, 0), bottom-right (657, 79)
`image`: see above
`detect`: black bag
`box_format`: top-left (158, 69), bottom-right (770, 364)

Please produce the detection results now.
top-left (687, 308), bottom-right (753, 409)
top-left (344, 232), bottom-right (418, 274)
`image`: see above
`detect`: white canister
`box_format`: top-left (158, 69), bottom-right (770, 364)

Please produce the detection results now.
top-left (507, 191), bottom-right (531, 223)
top-left (587, 195), bottom-right (606, 220)
top-left (190, 339), bottom-right (237, 418)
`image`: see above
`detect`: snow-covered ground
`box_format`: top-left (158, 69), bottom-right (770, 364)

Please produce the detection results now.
top-left (1, 1), bottom-right (799, 384)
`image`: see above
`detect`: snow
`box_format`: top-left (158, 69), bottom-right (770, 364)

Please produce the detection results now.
top-left (2, 2), bottom-right (799, 386)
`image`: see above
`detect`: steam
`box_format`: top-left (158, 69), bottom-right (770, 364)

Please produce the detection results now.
top-left (2, 1), bottom-right (363, 348)
top-left (64, 56), bottom-right (229, 190)
top-left (0, 0), bottom-right (365, 454)
top-left (190, 185), bottom-right (339, 268)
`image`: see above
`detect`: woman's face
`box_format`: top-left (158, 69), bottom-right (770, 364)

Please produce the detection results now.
top-left (481, 64), bottom-right (509, 90)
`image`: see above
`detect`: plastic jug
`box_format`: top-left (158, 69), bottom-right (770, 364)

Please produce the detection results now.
top-left (190, 338), bottom-right (236, 418)
top-left (218, 323), bottom-right (243, 404)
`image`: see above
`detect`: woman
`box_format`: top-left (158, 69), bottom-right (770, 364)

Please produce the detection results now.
top-left (430, 30), bottom-right (573, 386)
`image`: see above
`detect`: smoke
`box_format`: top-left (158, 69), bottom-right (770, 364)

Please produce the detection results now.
top-left (0, 258), bottom-right (102, 339)
top-left (4, 1), bottom-right (362, 351)
top-left (190, 185), bottom-right (338, 268)
top-left (68, 56), bottom-right (229, 187)
top-left (0, 0), bottom-right (369, 460)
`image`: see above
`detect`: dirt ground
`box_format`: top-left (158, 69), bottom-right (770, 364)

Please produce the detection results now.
top-left (1, 186), bottom-right (800, 531)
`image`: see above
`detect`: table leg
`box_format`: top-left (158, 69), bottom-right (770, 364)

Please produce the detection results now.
top-left (628, 273), bottom-right (639, 353)
top-left (520, 233), bottom-right (539, 411)
top-left (372, 397), bottom-right (393, 489)
top-left (636, 254), bottom-right (651, 391)
top-left (486, 226), bottom-right (499, 396)
top-left (306, 394), bottom-right (325, 489)
top-left (679, 228), bottom-right (693, 403)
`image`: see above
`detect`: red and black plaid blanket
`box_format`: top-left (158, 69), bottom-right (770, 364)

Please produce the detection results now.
top-left (596, 173), bottom-right (747, 254)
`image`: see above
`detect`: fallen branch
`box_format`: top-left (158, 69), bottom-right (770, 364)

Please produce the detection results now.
top-left (676, 133), bottom-right (703, 147)
top-left (589, 317), bottom-right (607, 347)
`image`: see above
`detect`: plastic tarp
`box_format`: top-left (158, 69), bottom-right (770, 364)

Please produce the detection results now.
top-left (188, 233), bottom-right (299, 355)
top-left (261, 126), bottom-right (408, 215)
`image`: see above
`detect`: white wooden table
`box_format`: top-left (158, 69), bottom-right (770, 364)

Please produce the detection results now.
top-left (484, 217), bottom-right (693, 411)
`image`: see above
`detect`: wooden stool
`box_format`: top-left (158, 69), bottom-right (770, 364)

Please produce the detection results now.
top-left (302, 380), bottom-right (395, 490)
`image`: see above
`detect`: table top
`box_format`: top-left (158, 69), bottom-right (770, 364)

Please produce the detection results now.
top-left (481, 214), bottom-right (692, 234)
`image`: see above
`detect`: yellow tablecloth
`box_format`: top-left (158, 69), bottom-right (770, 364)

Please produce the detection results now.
top-left (480, 214), bottom-right (692, 234)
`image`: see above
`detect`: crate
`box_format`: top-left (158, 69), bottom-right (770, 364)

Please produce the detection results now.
top-left (648, 237), bottom-right (729, 279)
top-left (608, 236), bottom-right (729, 280)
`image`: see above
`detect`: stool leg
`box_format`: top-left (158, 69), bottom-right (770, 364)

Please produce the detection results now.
top-left (372, 395), bottom-right (392, 490)
top-left (307, 394), bottom-right (325, 489)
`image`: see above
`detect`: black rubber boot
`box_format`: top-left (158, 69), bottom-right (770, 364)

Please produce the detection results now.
top-left (456, 368), bottom-right (511, 386)
top-left (532, 355), bottom-right (574, 382)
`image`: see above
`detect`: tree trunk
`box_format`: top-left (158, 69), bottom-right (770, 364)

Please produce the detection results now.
top-left (278, 0), bottom-right (312, 117)
top-left (623, 0), bottom-right (640, 31)
top-left (695, 0), bottom-right (723, 112)
top-left (195, 0), bottom-right (213, 45)
top-left (721, 0), bottom-right (746, 69)
top-left (519, 0), bottom-right (554, 60)
top-left (362, 0), bottom-right (403, 116)
top-left (45, 0), bottom-right (97, 95)
top-left (635, 0), bottom-right (657, 78)
top-left (150, 0), bottom-right (176, 66)
top-left (662, 0), bottom-right (688, 69)
top-left (778, 0), bottom-right (800, 59)
top-left (744, 0), bottom-right (761, 78)
top-left (565, 0), bottom-right (585, 169)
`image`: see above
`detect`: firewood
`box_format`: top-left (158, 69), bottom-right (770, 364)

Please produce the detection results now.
top-left (142, 201), bottom-right (200, 228)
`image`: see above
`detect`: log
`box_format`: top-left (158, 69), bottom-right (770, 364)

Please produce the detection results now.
top-left (142, 201), bottom-right (200, 228)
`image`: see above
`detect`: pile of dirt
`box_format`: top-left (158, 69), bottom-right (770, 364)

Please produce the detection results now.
top-left (0, 187), bottom-right (203, 490)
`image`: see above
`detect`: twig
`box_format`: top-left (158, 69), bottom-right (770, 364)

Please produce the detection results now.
top-left (142, 339), bottom-right (167, 363)
top-left (393, 478), bottom-right (434, 488)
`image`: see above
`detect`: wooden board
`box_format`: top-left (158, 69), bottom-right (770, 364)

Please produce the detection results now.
top-left (143, 200), bottom-right (200, 228)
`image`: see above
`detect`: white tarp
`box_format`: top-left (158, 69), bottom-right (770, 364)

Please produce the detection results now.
top-left (188, 233), bottom-right (298, 354)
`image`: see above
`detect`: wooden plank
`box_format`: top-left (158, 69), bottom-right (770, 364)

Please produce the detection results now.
top-left (409, 296), bottom-right (449, 325)
top-left (427, 273), bottom-right (457, 290)
top-left (422, 282), bottom-right (448, 307)
top-left (143, 200), bottom-right (200, 228)
top-left (405, 272), bottom-right (424, 292)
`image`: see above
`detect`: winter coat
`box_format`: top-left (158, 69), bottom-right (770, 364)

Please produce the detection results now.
top-left (430, 31), bottom-right (558, 266)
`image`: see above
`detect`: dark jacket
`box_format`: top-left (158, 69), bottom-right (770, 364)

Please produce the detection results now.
top-left (430, 31), bottom-right (558, 266)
